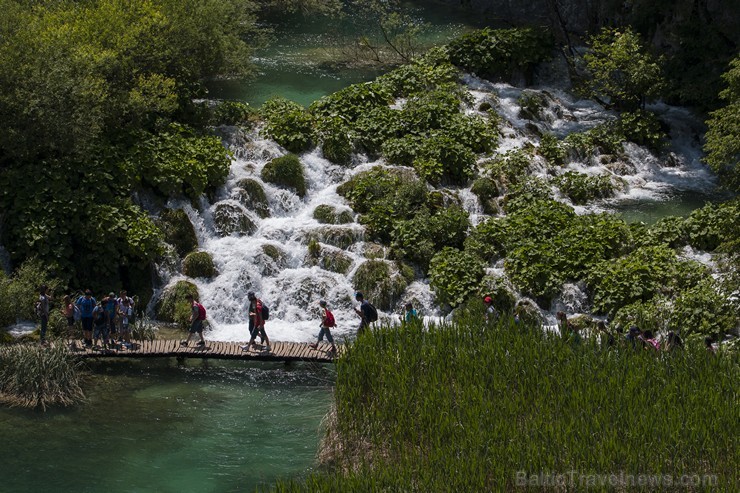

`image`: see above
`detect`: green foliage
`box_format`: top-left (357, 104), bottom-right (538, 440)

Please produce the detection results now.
top-left (587, 245), bottom-right (704, 317)
top-left (429, 247), bottom-right (485, 307)
top-left (481, 148), bottom-right (533, 190)
top-left (212, 101), bottom-right (254, 127)
top-left (338, 167), bottom-right (427, 243)
top-left (157, 208), bottom-right (198, 258)
top-left (352, 260), bottom-right (408, 311)
top-left (375, 48), bottom-right (459, 97)
top-left (554, 171), bottom-right (616, 205)
top-left (234, 178), bottom-right (270, 218)
top-left (281, 320), bottom-right (737, 491)
top-left (641, 216), bottom-right (689, 249)
top-left (317, 118), bottom-right (353, 165)
top-left (670, 278), bottom-right (738, 336)
top-left (685, 200), bottom-right (740, 252)
top-left (182, 251), bottom-right (216, 279)
top-left (447, 27), bottom-right (553, 81)
top-left (704, 56), bottom-right (740, 192)
top-left (259, 97), bottom-right (314, 153)
top-left (0, 343), bottom-right (84, 410)
top-left (617, 110), bottom-right (666, 151)
top-left (563, 122), bottom-right (626, 159)
top-left (538, 133), bottom-right (565, 166)
top-left (154, 280), bottom-right (198, 328)
top-left (0, 259), bottom-right (63, 327)
top-left (261, 153), bottom-right (307, 198)
top-left (517, 90), bottom-right (548, 121)
top-left (582, 27), bottom-right (665, 111)
top-left (309, 82), bottom-right (392, 122)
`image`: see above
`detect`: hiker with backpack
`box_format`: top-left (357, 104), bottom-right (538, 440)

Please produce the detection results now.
top-left (76, 290), bottom-right (96, 347)
top-left (244, 291), bottom-right (270, 352)
top-left (181, 294), bottom-right (206, 347)
top-left (354, 292), bottom-right (377, 335)
top-left (310, 300), bottom-right (336, 353)
top-left (36, 285), bottom-right (51, 345)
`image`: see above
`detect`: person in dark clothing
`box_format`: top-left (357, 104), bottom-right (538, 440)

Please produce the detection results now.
top-left (354, 292), bottom-right (373, 335)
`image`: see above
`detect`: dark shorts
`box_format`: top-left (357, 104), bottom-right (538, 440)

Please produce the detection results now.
top-left (190, 319), bottom-right (203, 334)
top-left (66, 317), bottom-right (75, 327)
top-left (81, 317), bottom-right (93, 332)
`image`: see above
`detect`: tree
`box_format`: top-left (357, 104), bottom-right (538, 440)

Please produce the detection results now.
top-left (582, 27), bottom-right (665, 111)
top-left (704, 56), bottom-right (740, 193)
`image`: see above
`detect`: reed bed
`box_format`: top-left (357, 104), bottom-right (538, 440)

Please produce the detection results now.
top-left (0, 343), bottom-right (85, 410)
top-left (274, 315), bottom-right (738, 491)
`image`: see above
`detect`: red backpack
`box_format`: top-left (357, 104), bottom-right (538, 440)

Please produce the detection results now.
top-left (195, 302), bottom-right (207, 320)
top-left (324, 309), bottom-right (336, 328)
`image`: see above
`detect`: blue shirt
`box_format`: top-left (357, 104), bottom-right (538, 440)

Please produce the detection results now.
top-left (76, 296), bottom-right (97, 318)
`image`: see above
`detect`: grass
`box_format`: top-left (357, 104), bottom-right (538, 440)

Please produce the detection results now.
top-left (273, 314), bottom-right (738, 491)
top-left (0, 343), bottom-right (85, 410)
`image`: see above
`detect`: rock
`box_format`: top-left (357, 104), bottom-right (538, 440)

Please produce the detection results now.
top-left (234, 179), bottom-right (270, 218)
top-left (352, 260), bottom-right (410, 311)
top-left (261, 153), bottom-right (307, 198)
top-left (212, 202), bottom-right (256, 237)
top-left (305, 226), bottom-right (363, 249)
top-left (183, 251), bottom-right (217, 278)
top-left (157, 208), bottom-right (198, 258)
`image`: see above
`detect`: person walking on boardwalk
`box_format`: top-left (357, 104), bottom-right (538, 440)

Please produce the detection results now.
top-left (310, 300), bottom-right (336, 353)
top-left (181, 294), bottom-right (206, 347)
top-left (76, 290), bottom-right (96, 347)
top-left (244, 291), bottom-right (270, 352)
top-left (102, 292), bottom-right (118, 343)
top-left (92, 301), bottom-right (109, 349)
top-left (354, 292), bottom-right (376, 335)
top-left (36, 285), bottom-right (51, 345)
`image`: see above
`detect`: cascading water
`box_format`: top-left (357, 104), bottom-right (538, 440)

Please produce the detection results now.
top-left (155, 75), bottom-right (718, 342)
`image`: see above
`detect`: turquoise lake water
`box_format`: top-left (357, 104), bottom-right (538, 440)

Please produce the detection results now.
top-left (0, 359), bottom-right (335, 492)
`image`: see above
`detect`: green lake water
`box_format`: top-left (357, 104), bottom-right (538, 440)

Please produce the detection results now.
top-left (0, 359), bottom-right (335, 492)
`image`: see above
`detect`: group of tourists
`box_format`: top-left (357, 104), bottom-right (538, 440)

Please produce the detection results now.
top-left (35, 286), bottom-right (136, 349)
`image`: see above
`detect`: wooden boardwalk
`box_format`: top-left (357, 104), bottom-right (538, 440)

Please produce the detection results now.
top-left (69, 340), bottom-right (338, 363)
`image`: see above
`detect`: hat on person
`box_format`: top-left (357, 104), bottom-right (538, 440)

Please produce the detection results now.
top-left (355, 291), bottom-right (363, 298)
top-left (108, 292), bottom-right (115, 297)
top-left (484, 296), bottom-right (492, 304)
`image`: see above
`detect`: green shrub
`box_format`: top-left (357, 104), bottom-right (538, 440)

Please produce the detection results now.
top-left (212, 101), bottom-right (254, 126)
top-left (538, 133), bottom-right (566, 166)
top-left (670, 278), bottom-right (738, 336)
top-left (0, 343), bottom-right (84, 410)
top-left (154, 280), bottom-right (198, 327)
top-left (157, 208), bottom-right (198, 257)
top-left (0, 259), bottom-right (64, 326)
top-left (353, 106), bottom-right (404, 155)
top-left (261, 154), bottom-right (307, 198)
top-left (470, 177), bottom-right (500, 214)
top-left (429, 247), bottom-right (485, 307)
top-left (234, 178), bottom-right (270, 218)
top-left (464, 217), bottom-right (509, 262)
top-left (131, 124), bottom-right (231, 201)
top-left (260, 97), bottom-right (314, 153)
top-left (400, 88), bottom-right (466, 132)
top-left (182, 251), bottom-right (216, 278)
top-left (482, 148), bottom-right (533, 189)
top-left (555, 171), bottom-right (616, 204)
top-left (447, 27), bottom-right (553, 81)
top-left (641, 216), bottom-right (689, 248)
top-left (309, 81), bottom-right (392, 122)
top-left (212, 202), bottom-right (256, 237)
top-left (375, 48), bottom-right (459, 97)
top-left (440, 114), bottom-right (498, 154)
top-left (563, 123), bottom-right (625, 159)
top-left (685, 200), bottom-right (740, 251)
top-left (617, 109), bottom-right (666, 151)
top-left (352, 260), bottom-right (409, 311)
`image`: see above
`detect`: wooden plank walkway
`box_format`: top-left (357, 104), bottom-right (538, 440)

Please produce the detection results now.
top-left (67, 340), bottom-right (339, 363)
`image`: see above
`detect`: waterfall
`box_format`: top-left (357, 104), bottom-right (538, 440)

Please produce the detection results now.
top-left (154, 79), bottom-right (716, 342)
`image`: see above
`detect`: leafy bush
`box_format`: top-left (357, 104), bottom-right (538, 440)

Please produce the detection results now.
top-left (670, 278), bottom-right (738, 336)
top-left (481, 148), bottom-right (533, 190)
top-left (157, 208), bottom-right (198, 258)
top-left (464, 218), bottom-right (508, 262)
top-left (685, 200), bottom-right (739, 251)
top-left (617, 109), bottom-right (666, 151)
top-left (0, 259), bottom-right (64, 327)
top-left (440, 114), bottom-right (498, 154)
top-left (429, 247), bottom-right (485, 307)
top-left (353, 106), bottom-right (404, 155)
top-left (261, 154), bottom-right (307, 198)
top-left (538, 133), bottom-right (566, 166)
top-left (641, 216), bottom-right (689, 248)
top-left (182, 251), bottom-right (216, 278)
top-left (375, 48), bottom-right (459, 97)
top-left (0, 344), bottom-right (84, 410)
top-left (563, 122), bottom-right (625, 159)
top-left (212, 101), bottom-right (254, 126)
top-left (352, 260), bottom-right (409, 311)
top-left (704, 56), bottom-right (740, 193)
top-left (447, 27), bottom-right (553, 81)
top-left (234, 178), bottom-right (270, 218)
top-left (555, 171), bottom-right (616, 204)
top-left (309, 82), bottom-right (392, 122)
top-left (318, 118), bottom-right (353, 165)
top-left (260, 97), bottom-right (314, 153)
top-left (131, 124), bottom-right (231, 201)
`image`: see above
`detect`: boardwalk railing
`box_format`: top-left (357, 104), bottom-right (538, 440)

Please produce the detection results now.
top-left (68, 340), bottom-right (338, 363)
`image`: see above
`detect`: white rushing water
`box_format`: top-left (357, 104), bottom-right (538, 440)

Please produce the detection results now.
top-left (155, 79), bottom-right (718, 342)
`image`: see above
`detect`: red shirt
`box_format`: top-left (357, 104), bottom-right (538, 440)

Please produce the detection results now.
top-left (251, 299), bottom-right (264, 326)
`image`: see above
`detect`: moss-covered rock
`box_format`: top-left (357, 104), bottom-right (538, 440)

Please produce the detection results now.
top-left (234, 178), bottom-right (270, 218)
top-left (158, 208), bottom-right (198, 258)
top-left (155, 280), bottom-right (199, 327)
top-left (258, 243), bottom-right (288, 276)
top-left (518, 90), bottom-right (550, 122)
top-left (213, 202), bottom-right (256, 237)
top-left (353, 260), bottom-right (409, 311)
top-left (183, 251), bottom-right (216, 278)
top-left (313, 204), bottom-right (355, 225)
top-left (262, 244), bottom-right (286, 263)
top-left (306, 226), bottom-right (363, 249)
top-left (362, 243), bottom-right (388, 260)
top-left (471, 177), bottom-right (501, 215)
top-left (261, 154), bottom-right (307, 198)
